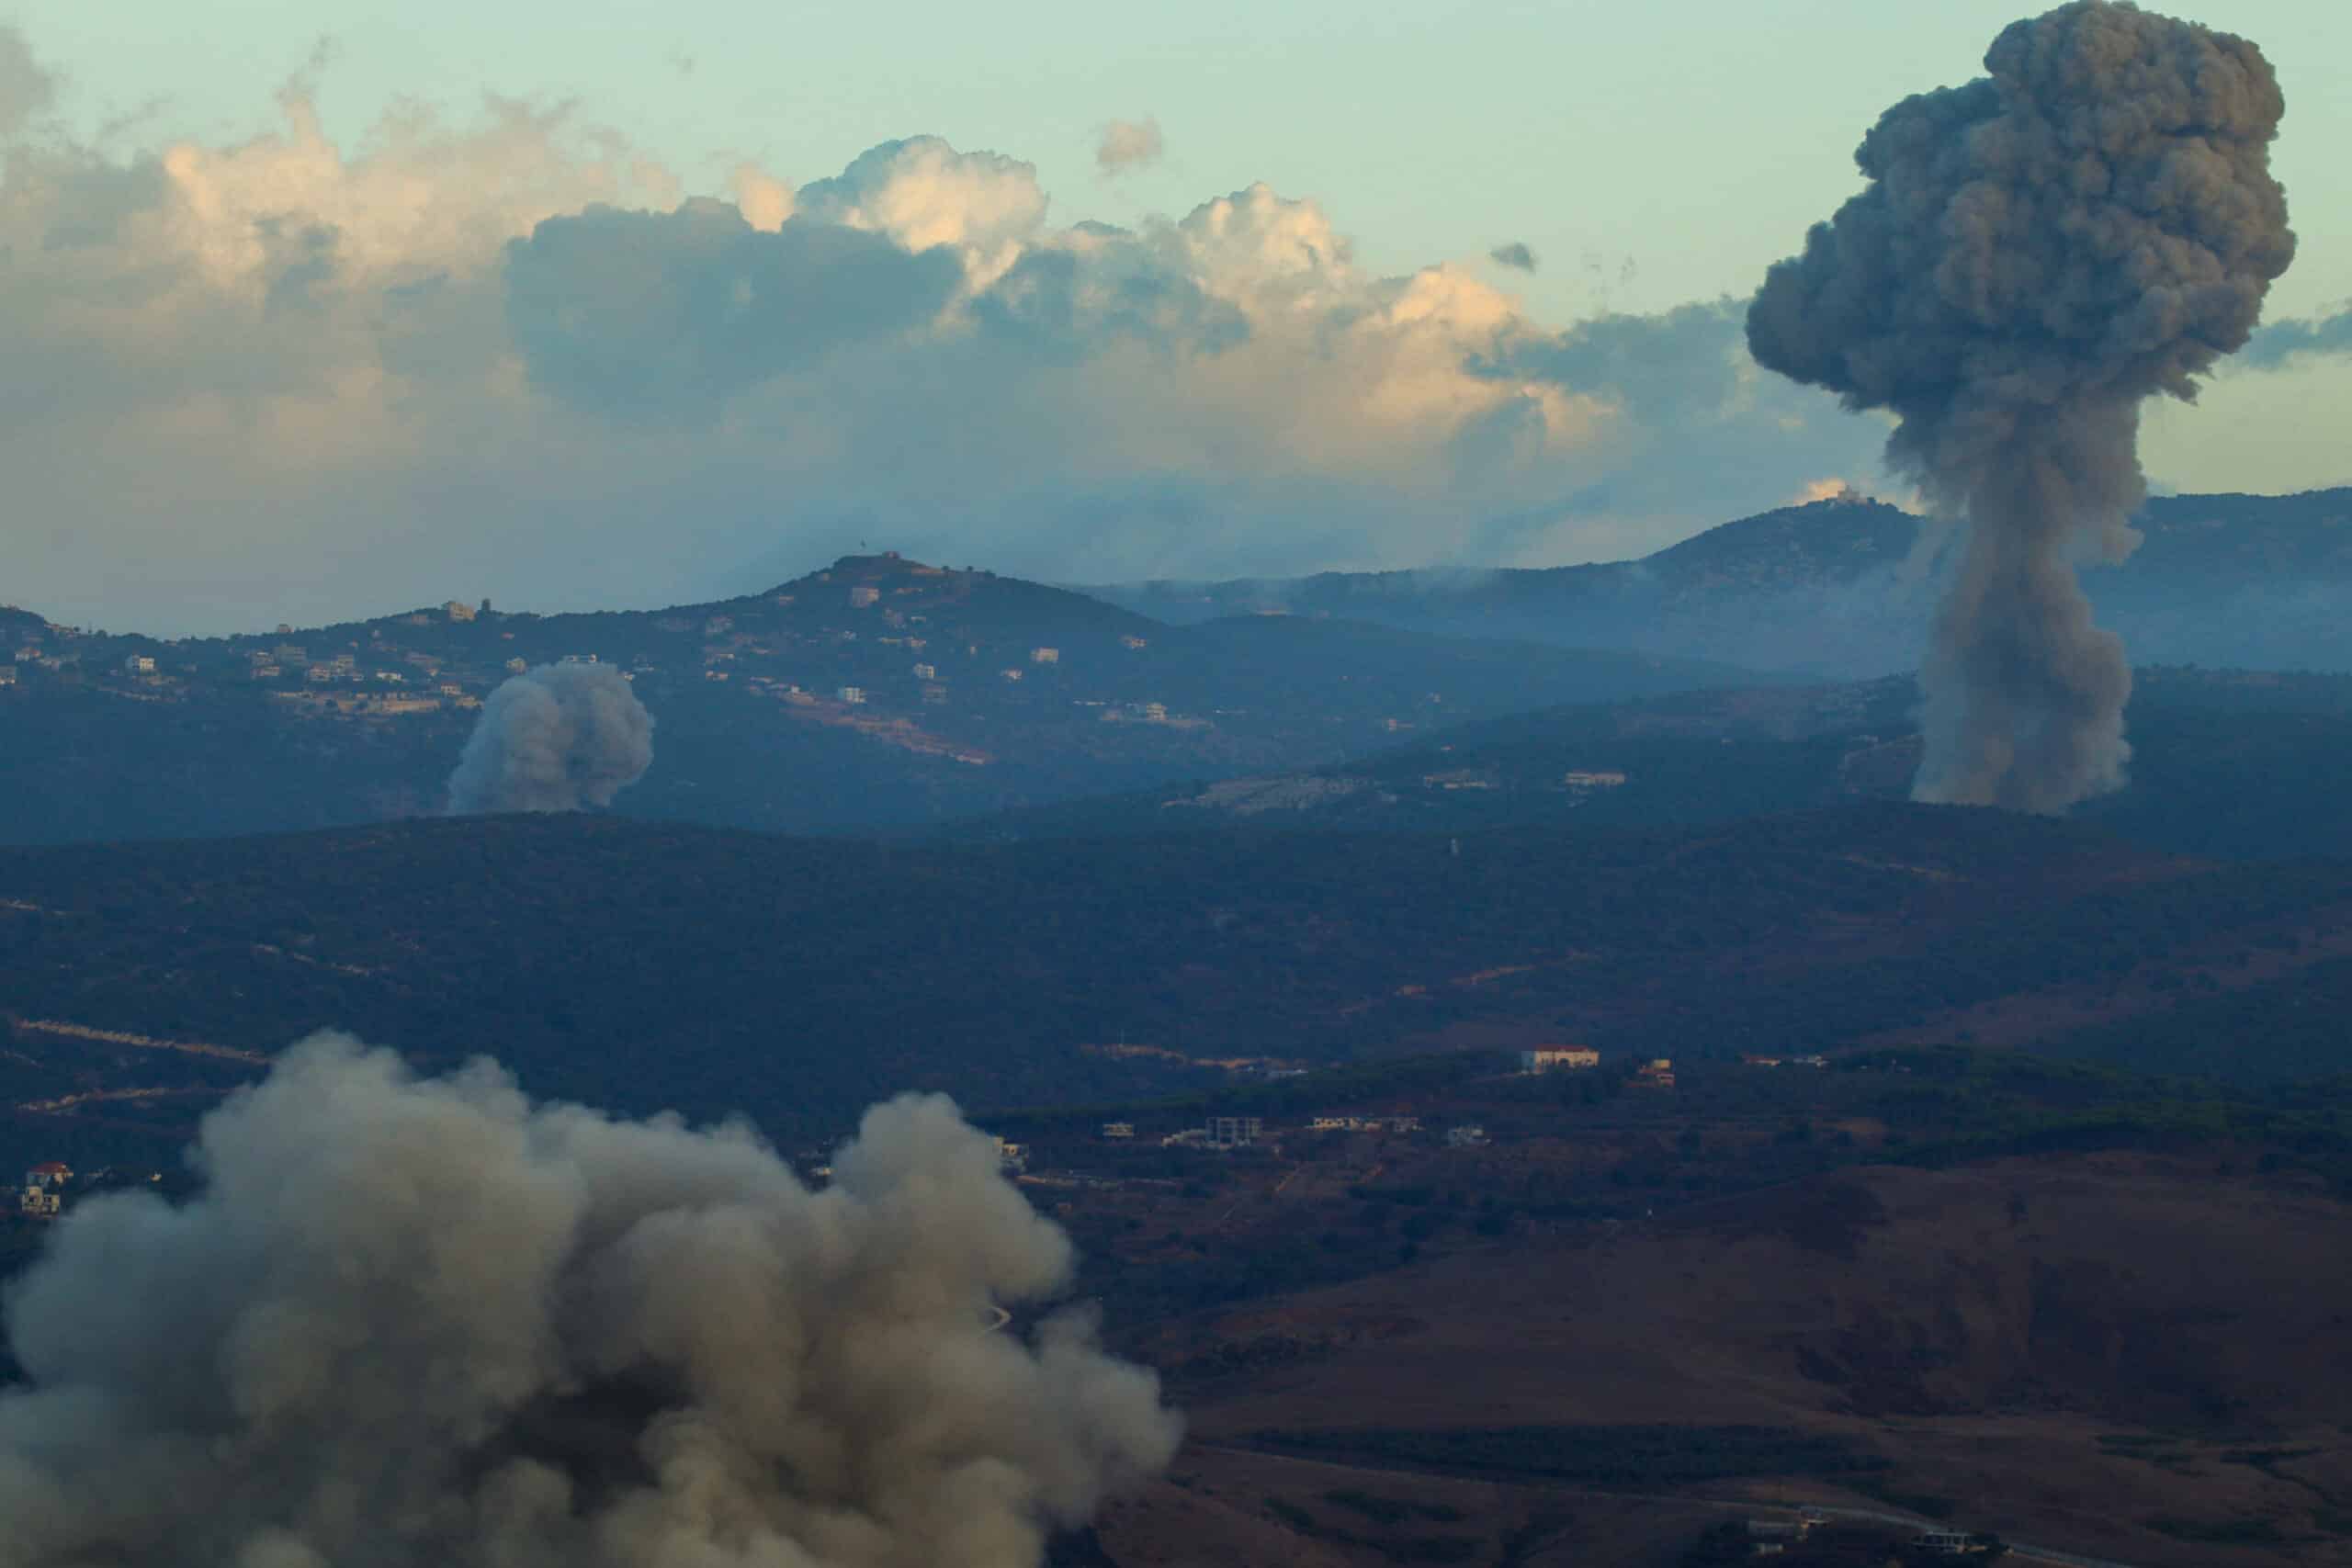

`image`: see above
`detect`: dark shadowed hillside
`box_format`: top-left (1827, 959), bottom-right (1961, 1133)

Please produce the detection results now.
top-left (3, 806), bottom-right (2348, 1165)
top-left (940, 667), bottom-right (2352, 862)
top-left (0, 555), bottom-right (1770, 847)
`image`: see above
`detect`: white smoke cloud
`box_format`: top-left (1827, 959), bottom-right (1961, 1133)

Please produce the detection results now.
top-left (447, 662), bottom-right (655, 814)
top-left (0, 1033), bottom-right (1181, 1568)
top-left (0, 27), bottom-right (1902, 634)
top-left (1094, 118), bottom-right (1163, 175)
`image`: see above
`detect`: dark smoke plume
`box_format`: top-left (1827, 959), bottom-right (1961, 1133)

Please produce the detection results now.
top-left (0, 1035), bottom-right (1181, 1567)
top-left (448, 661), bottom-right (654, 813)
top-left (1747, 0), bottom-right (2293, 811)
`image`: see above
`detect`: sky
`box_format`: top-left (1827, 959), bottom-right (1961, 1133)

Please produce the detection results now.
top-left (3, 0), bottom-right (2346, 635)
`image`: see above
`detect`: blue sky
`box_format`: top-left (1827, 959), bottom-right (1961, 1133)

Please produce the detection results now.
top-left (4, 0), bottom-right (2346, 632)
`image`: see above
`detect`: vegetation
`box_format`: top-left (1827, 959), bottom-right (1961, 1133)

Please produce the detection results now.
top-left (1247, 1424), bottom-right (1890, 1488)
top-left (3, 805), bottom-right (2346, 1152)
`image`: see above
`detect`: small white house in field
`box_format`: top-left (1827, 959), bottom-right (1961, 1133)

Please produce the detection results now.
top-left (1520, 1046), bottom-right (1600, 1074)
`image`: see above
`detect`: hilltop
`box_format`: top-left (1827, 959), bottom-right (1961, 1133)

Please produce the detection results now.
top-left (1090, 487), bottom-right (2352, 676)
top-left (0, 552), bottom-right (1769, 847)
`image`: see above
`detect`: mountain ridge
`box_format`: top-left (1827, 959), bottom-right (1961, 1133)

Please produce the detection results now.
top-left (1086, 487), bottom-right (2352, 675)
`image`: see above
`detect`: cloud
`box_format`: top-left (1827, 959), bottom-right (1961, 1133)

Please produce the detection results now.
top-left (1488, 242), bottom-right (1537, 272)
top-left (1094, 117), bottom-right (1163, 175)
top-left (0, 35), bottom-right (1897, 634)
top-left (0, 24), bottom-right (56, 137)
top-left (0, 1033), bottom-right (1181, 1567)
top-left (2240, 306), bottom-right (2352, 369)
top-left (505, 200), bottom-right (964, 418)
top-left (794, 135), bottom-right (1048, 287)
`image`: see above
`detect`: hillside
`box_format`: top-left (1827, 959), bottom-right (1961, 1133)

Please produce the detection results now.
top-left (1090, 488), bottom-right (2352, 676)
top-left (940, 667), bottom-right (2352, 863)
top-left (3, 806), bottom-right (2348, 1169)
top-left (0, 554), bottom-right (1770, 847)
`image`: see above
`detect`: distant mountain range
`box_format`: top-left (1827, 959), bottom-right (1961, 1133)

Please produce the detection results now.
top-left (0, 553), bottom-right (1769, 847)
top-left (1087, 488), bottom-right (2352, 676)
top-left (6, 488), bottom-right (2346, 848)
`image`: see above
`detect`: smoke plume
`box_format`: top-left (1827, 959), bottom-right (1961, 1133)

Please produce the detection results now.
top-left (0, 1035), bottom-right (1181, 1568)
top-left (448, 661), bottom-right (655, 814)
top-left (1747, 0), bottom-right (2294, 812)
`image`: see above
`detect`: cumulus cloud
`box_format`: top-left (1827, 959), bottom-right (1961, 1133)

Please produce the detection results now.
top-left (506, 201), bottom-right (963, 418)
top-left (1488, 242), bottom-right (1537, 272)
top-left (0, 25), bottom-right (56, 137)
top-left (1094, 118), bottom-right (1163, 175)
top-left (0, 37), bottom-right (1902, 634)
top-left (0, 1033), bottom-right (1181, 1568)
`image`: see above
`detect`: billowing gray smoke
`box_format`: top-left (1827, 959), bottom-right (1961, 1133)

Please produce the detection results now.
top-left (0, 1035), bottom-right (1181, 1567)
top-left (1747, 0), bottom-right (2294, 811)
top-left (448, 661), bottom-right (655, 813)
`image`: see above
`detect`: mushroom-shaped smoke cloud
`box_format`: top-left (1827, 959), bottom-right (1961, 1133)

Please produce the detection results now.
top-left (0, 1034), bottom-right (1182, 1568)
top-left (448, 661), bottom-right (655, 813)
top-left (1747, 0), bottom-right (2294, 812)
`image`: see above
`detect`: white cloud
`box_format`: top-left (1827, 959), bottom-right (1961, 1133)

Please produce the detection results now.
top-left (0, 24), bottom-right (55, 137)
top-left (1094, 117), bottom-right (1162, 175)
top-left (0, 29), bottom-right (1897, 634)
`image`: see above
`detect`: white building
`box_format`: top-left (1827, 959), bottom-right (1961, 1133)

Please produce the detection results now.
top-left (911, 662), bottom-right (936, 681)
top-left (19, 1161), bottom-right (70, 1218)
top-left (1445, 1125), bottom-right (1488, 1149)
top-left (1030, 647), bottom-right (1059, 664)
top-left (1521, 1046), bottom-right (1600, 1074)
top-left (1101, 1122), bottom-right (1135, 1141)
top-left (1909, 1529), bottom-right (1974, 1556)
top-left (1204, 1116), bottom-right (1262, 1149)
top-left (836, 686), bottom-right (867, 705)
top-left (123, 654), bottom-right (155, 674)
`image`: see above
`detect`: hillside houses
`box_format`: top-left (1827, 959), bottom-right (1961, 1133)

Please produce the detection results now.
top-left (15, 1161), bottom-right (70, 1218)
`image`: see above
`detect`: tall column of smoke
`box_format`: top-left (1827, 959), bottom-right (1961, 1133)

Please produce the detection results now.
top-left (448, 661), bottom-right (655, 814)
top-left (1747, 0), bottom-right (2293, 812)
top-left (0, 1036), bottom-right (1182, 1568)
